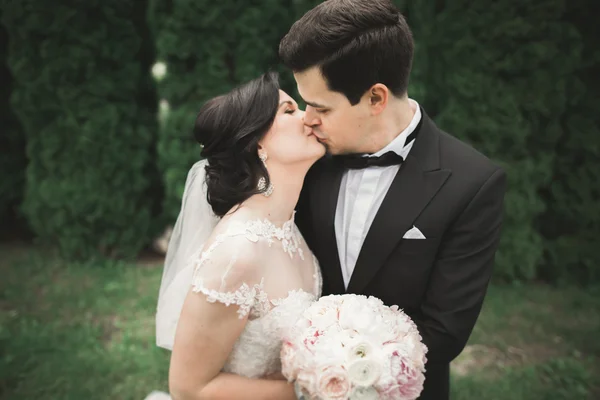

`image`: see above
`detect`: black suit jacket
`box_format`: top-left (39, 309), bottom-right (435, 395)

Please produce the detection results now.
top-left (296, 109), bottom-right (507, 400)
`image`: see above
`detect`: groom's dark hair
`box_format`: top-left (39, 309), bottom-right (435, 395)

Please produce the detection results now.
top-left (279, 0), bottom-right (414, 105)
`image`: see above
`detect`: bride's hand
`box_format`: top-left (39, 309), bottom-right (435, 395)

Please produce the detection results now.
top-left (264, 371), bottom-right (287, 380)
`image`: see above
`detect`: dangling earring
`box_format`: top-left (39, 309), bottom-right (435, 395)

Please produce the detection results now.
top-left (258, 178), bottom-right (274, 197)
top-left (257, 152), bottom-right (274, 197)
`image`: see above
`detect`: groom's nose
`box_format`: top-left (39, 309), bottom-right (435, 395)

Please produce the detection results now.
top-left (304, 106), bottom-right (320, 127)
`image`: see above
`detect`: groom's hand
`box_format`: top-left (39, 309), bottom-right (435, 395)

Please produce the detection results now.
top-left (414, 167), bottom-right (506, 365)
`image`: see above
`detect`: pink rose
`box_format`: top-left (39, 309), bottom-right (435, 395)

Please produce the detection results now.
top-left (397, 375), bottom-right (425, 400)
top-left (379, 378), bottom-right (424, 400)
top-left (386, 351), bottom-right (425, 400)
top-left (378, 375), bottom-right (424, 400)
top-left (302, 327), bottom-right (323, 351)
top-left (317, 366), bottom-right (351, 400)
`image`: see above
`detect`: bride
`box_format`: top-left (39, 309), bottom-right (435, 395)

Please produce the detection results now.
top-left (151, 72), bottom-right (326, 399)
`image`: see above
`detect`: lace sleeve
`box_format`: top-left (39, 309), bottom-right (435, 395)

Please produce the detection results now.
top-left (190, 232), bottom-right (266, 319)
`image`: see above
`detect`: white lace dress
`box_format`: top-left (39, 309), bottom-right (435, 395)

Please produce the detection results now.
top-left (146, 213), bottom-right (322, 399)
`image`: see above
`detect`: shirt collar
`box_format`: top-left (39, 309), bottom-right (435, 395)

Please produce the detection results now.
top-left (371, 99), bottom-right (422, 157)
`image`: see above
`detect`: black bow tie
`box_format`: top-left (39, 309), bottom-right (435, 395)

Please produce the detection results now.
top-left (334, 118), bottom-right (422, 170)
top-left (335, 151), bottom-right (404, 169)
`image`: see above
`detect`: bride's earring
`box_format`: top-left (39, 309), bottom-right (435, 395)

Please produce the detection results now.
top-left (257, 177), bottom-right (274, 197)
top-left (257, 152), bottom-right (274, 197)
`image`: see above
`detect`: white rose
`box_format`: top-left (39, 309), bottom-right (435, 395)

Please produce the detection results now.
top-left (151, 61), bottom-right (167, 81)
top-left (293, 317), bottom-right (311, 330)
top-left (339, 294), bottom-right (367, 311)
top-left (315, 294), bottom-right (344, 307)
top-left (338, 329), bottom-right (360, 349)
top-left (304, 304), bottom-right (339, 330)
top-left (338, 302), bottom-right (377, 333)
top-left (347, 358), bottom-right (381, 387)
top-left (347, 341), bottom-right (374, 361)
top-left (349, 386), bottom-right (379, 400)
top-left (365, 295), bottom-right (385, 309)
top-left (393, 311), bottom-right (416, 334)
top-left (315, 333), bottom-right (347, 362)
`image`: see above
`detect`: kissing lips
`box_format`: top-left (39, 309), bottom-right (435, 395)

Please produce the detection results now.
top-left (310, 131), bottom-right (326, 143)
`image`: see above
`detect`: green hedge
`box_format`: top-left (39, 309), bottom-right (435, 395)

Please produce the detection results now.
top-left (397, 0), bottom-right (434, 113)
top-left (538, 0), bottom-right (600, 285)
top-left (150, 0), bottom-right (295, 220)
top-left (149, 0), bottom-right (599, 284)
top-left (2, 1), bottom-right (158, 259)
top-left (0, 19), bottom-right (26, 229)
top-left (413, 0), bottom-right (586, 282)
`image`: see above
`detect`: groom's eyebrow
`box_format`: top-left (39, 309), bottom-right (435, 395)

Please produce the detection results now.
top-left (305, 100), bottom-right (328, 109)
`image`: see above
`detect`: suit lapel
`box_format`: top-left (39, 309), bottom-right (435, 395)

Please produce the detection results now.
top-left (346, 112), bottom-right (451, 294)
top-left (313, 159), bottom-right (346, 294)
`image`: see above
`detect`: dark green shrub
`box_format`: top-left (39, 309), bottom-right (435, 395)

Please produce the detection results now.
top-left (538, 0), bottom-right (600, 285)
top-left (419, 0), bottom-right (583, 282)
top-left (0, 18), bottom-right (26, 234)
top-left (2, 1), bottom-right (158, 259)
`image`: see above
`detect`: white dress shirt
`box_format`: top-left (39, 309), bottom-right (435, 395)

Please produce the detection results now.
top-left (335, 99), bottom-right (422, 289)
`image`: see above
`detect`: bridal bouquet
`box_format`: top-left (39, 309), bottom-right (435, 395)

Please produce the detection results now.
top-left (281, 294), bottom-right (427, 400)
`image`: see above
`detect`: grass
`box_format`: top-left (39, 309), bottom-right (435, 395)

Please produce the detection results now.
top-left (1, 243), bottom-right (598, 399)
top-left (0, 243), bottom-right (170, 400)
top-left (450, 283), bottom-right (600, 399)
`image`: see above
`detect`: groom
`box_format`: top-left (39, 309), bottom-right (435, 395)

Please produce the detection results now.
top-left (280, 1), bottom-right (507, 399)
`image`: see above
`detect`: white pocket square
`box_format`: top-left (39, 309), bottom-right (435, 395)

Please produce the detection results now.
top-left (403, 225), bottom-right (426, 239)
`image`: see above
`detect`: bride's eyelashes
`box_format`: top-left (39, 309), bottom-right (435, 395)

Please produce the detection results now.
top-left (284, 107), bottom-right (296, 114)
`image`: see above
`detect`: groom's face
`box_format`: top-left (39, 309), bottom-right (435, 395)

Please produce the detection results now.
top-left (294, 67), bottom-right (371, 155)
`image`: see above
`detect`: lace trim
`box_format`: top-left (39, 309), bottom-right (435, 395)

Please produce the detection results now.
top-left (191, 276), bottom-right (319, 319)
top-left (191, 277), bottom-right (270, 319)
top-left (189, 212), bottom-right (316, 318)
top-left (234, 213), bottom-right (303, 260)
top-left (190, 213), bottom-right (304, 273)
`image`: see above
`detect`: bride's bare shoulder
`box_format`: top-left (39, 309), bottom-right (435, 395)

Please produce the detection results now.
top-left (199, 208), bottom-right (265, 260)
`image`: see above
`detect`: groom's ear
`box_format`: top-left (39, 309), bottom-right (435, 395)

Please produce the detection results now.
top-left (368, 84), bottom-right (388, 116)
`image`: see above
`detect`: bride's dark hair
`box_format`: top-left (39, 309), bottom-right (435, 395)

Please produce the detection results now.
top-left (193, 72), bottom-right (279, 217)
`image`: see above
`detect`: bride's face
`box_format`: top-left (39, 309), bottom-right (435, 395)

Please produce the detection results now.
top-left (260, 90), bottom-right (326, 166)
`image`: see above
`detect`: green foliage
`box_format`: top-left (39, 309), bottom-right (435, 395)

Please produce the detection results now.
top-left (2, 245), bottom-right (598, 399)
top-left (3, 0), bottom-right (594, 283)
top-left (452, 357), bottom-right (595, 400)
top-left (0, 20), bottom-right (26, 227)
top-left (2, 1), bottom-right (158, 259)
top-left (0, 247), bottom-right (170, 399)
top-left (538, 0), bottom-right (600, 285)
top-left (416, 0), bottom-right (586, 282)
top-left (150, 0), bottom-right (296, 220)
top-left (393, 0), bottom-right (429, 103)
